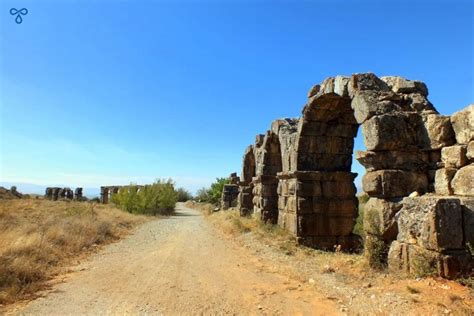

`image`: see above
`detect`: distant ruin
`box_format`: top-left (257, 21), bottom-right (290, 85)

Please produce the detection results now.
top-left (100, 185), bottom-right (146, 204)
top-left (221, 173), bottom-right (240, 210)
top-left (45, 187), bottom-right (82, 201)
top-left (231, 73), bottom-right (473, 278)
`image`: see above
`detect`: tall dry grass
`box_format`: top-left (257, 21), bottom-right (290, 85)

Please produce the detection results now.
top-left (0, 198), bottom-right (146, 305)
top-left (196, 205), bottom-right (367, 276)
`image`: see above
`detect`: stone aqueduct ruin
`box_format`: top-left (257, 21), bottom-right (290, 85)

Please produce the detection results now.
top-left (223, 73), bottom-right (473, 278)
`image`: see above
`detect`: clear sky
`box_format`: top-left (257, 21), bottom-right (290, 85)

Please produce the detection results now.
top-left (1, 0), bottom-right (473, 194)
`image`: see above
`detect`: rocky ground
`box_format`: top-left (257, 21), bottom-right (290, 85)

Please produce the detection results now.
top-left (5, 202), bottom-right (473, 315)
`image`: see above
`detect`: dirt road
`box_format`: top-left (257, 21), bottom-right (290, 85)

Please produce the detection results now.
top-left (13, 203), bottom-right (338, 315)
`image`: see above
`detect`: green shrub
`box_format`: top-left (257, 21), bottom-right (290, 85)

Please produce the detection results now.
top-left (176, 188), bottom-right (192, 202)
top-left (196, 178), bottom-right (230, 205)
top-left (111, 179), bottom-right (178, 215)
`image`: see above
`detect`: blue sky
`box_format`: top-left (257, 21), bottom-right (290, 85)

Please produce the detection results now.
top-left (1, 0), bottom-right (473, 194)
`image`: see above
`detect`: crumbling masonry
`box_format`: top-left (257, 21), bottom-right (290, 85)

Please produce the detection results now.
top-left (233, 73), bottom-right (473, 278)
top-left (45, 187), bottom-right (81, 201)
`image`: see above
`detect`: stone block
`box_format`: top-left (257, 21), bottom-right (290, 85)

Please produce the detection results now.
top-left (363, 198), bottom-right (402, 241)
top-left (321, 181), bottom-right (356, 198)
top-left (355, 150), bottom-right (429, 172)
top-left (297, 236), bottom-right (338, 250)
top-left (298, 136), bottom-right (354, 155)
top-left (307, 84), bottom-right (320, 98)
top-left (311, 198), bottom-right (358, 217)
top-left (362, 170), bottom-right (428, 198)
top-left (278, 211), bottom-right (297, 235)
top-left (334, 75), bottom-right (350, 97)
top-left (459, 197), bottom-right (474, 248)
top-left (380, 76), bottom-right (428, 96)
top-left (467, 141), bottom-right (474, 161)
top-left (440, 250), bottom-right (474, 279)
top-left (419, 113), bottom-right (455, 150)
top-left (397, 197), bottom-right (463, 251)
top-left (451, 164), bottom-right (474, 196)
top-left (387, 241), bottom-right (409, 274)
top-left (299, 120), bottom-right (358, 138)
top-left (351, 90), bottom-right (401, 123)
top-left (406, 244), bottom-right (442, 277)
top-left (295, 180), bottom-right (321, 197)
top-left (362, 113), bottom-right (419, 151)
top-left (349, 73), bottom-right (390, 95)
top-left (450, 104), bottom-right (474, 144)
top-left (297, 214), bottom-right (355, 236)
top-left (434, 168), bottom-right (457, 195)
top-left (441, 145), bottom-right (467, 168)
top-left (297, 152), bottom-right (352, 172)
top-left (404, 93), bottom-right (436, 112)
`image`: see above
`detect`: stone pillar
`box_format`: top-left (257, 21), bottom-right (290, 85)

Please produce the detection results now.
top-left (45, 187), bottom-right (53, 200)
top-left (74, 187), bottom-right (83, 200)
top-left (65, 188), bottom-right (73, 200)
top-left (237, 145), bottom-right (256, 216)
top-left (221, 184), bottom-right (239, 210)
top-left (252, 175), bottom-right (279, 223)
top-left (252, 130), bottom-right (282, 224)
top-left (100, 187), bottom-right (109, 204)
top-left (52, 187), bottom-right (60, 201)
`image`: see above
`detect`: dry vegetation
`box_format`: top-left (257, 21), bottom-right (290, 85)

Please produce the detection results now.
top-left (0, 198), bottom-right (146, 305)
top-left (197, 204), bottom-right (367, 274)
top-left (189, 202), bottom-right (474, 314)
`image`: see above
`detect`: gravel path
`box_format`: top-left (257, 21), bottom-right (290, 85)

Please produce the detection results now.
top-left (12, 203), bottom-right (338, 315)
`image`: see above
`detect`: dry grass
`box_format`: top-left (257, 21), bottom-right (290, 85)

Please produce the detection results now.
top-left (204, 207), bottom-right (367, 276)
top-left (0, 198), bottom-right (146, 305)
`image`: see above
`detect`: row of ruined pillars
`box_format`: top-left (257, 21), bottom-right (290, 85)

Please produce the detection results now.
top-left (45, 187), bottom-right (83, 201)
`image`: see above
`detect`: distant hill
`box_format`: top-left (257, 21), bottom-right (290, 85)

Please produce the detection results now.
top-left (0, 182), bottom-right (101, 198)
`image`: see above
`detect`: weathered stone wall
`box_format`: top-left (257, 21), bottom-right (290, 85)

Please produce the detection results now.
top-left (237, 145), bottom-right (256, 216)
top-left (387, 104), bottom-right (474, 278)
top-left (100, 186), bottom-right (122, 204)
top-left (252, 130), bottom-right (282, 224)
top-left (234, 73), bottom-right (473, 277)
top-left (45, 187), bottom-right (79, 201)
top-left (221, 173), bottom-right (240, 210)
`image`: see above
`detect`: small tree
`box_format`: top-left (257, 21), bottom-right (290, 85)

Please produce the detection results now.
top-left (176, 188), bottom-right (192, 202)
top-left (195, 178), bottom-right (230, 204)
top-left (111, 179), bottom-right (178, 215)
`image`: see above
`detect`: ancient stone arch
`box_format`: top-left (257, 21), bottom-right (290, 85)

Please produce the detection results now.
top-left (237, 73), bottom-right (474, 277)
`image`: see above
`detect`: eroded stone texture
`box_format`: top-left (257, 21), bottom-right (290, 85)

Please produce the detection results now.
top-left (419, 113), bottom-right (455, 150)
top-left (381, 76), bottom-right (428, 96)
top-left (363, 198), bottom-right (402, 241)
top-left (356, 150), bottom-right (429, 172)
top-left (362, 113), bottom-right (420, 151)
top-left (221, 184), bottom-right (239, 210)
top-left (451, 104), bottom-right (474, 144)
top-left (467, 141), bottom-right (474, 161)
top-left (434, 168), bottom-right (457, 195)
top-left (451, 164), bottom-right (474, 196)
top-left (441, 145), bottom-right (467, 168)
top-left (362, 170), bottom-right (428, 198)
top-left (397, 197), bottom-right (463, 251)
